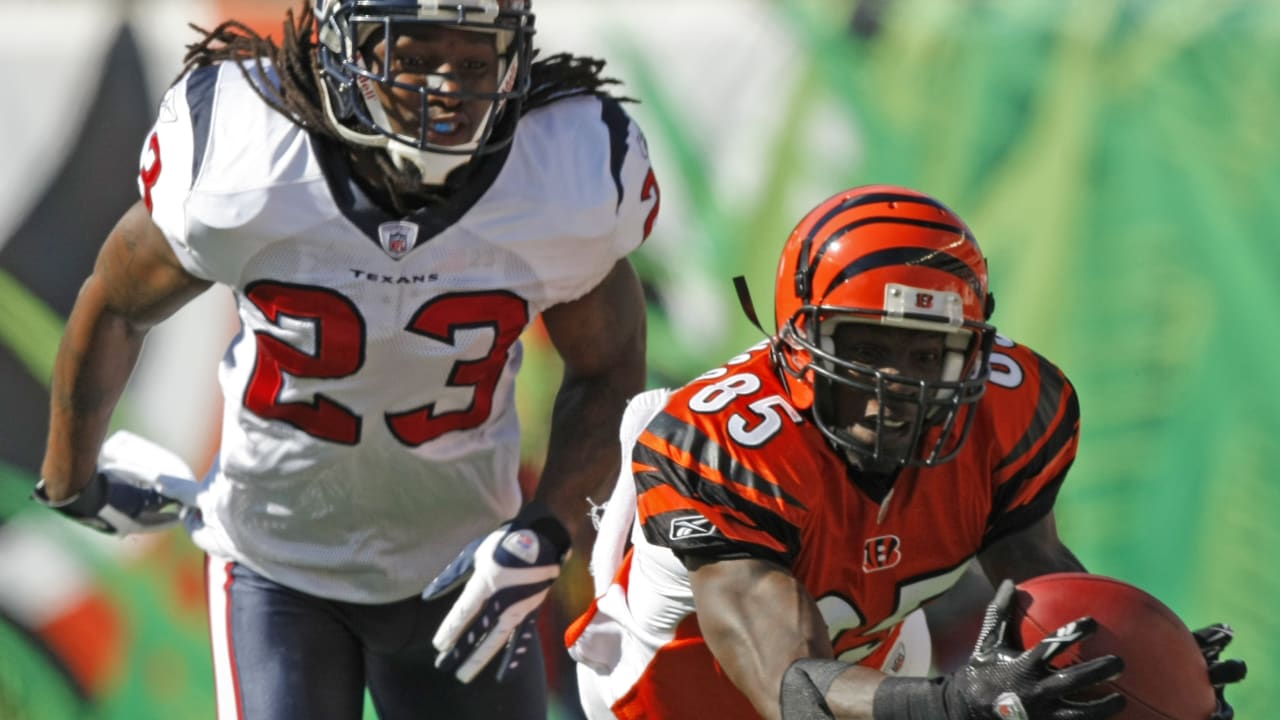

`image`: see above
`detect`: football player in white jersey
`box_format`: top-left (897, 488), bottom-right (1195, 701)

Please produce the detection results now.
top-left (35, 1), bottom-right (659, 718)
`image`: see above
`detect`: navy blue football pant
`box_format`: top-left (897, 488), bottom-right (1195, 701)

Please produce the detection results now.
top-left (205, 555), bottom-right (547, 719)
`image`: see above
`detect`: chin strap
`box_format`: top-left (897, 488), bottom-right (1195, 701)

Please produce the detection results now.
top-left (384, 142), bottom-right (472, 186)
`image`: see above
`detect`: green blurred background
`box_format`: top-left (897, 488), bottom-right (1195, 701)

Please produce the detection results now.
top-left (1, 0), bottom-right (1275, 716)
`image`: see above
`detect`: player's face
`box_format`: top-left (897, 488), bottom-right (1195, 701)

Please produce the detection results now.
top-left (828, 323), bottom-right (947, 463)
top-left (364, 26), bottom-right (499, 147)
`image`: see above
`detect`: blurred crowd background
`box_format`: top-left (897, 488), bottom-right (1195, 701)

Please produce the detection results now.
top-left (1, 0), bottom-right (1276, 717)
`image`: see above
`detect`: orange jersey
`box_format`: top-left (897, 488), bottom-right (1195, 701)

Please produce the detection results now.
top-left (568, 336), bottom-right (1079, 719)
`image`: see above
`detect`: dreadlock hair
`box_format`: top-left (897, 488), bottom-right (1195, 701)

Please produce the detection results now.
top-left (177, 1), bottom-right (632, 212)
top-left (177, 5), bottom-right (335, 139)
top-left (526, 51), bottom-right (634, 110)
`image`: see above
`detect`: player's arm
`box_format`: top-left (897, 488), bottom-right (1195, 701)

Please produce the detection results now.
top-left (535, 257), bottom-right (647, 545)
top-left (689, 554), bottom-right (883, 720)
top-left (765, 580), bottom-right (1123, 720)
top-left (688, 533), bottom-right (1119, 720)
top-left (427, 257), bottom-right (646, 682)
top-left (39, 200), bottom-right (211, 502)
top-left (976, 511), bottom-right (1085, 583)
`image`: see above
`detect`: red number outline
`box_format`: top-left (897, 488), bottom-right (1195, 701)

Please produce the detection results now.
top-left (139, 132), bottom-right (162, 213)
top-left (641, 168), bottom-right (660, 240)
top-left (241, 283), bottom-right (529, 447)
top-left (387, 291), bottom-right (529, 446)
top-left (243, 282), bottom-right (365, 445)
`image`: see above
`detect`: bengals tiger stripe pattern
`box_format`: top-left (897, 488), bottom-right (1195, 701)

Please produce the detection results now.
top-left (569, 334), bottom-right (1079, 719)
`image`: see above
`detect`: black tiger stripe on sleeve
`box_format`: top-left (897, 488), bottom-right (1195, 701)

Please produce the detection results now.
top-left (981, 461), bottom-right (1072, 548)
top-left (984, 384), bottom-right (1080, 544)
top-left (632, 412), bottom-right (805, 565)
top-left (644, 412), bottom-right (808, 512)
top-left (639, 505), bottom-right (794, 567)
top-left (994, 353), bottom-right (1067, 472)
top-left (1001, 382), bottom-right (1079, 492)
top-left (633, 442), bottom-right (802, 561)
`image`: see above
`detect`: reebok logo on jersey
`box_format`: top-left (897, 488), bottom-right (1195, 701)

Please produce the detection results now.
top-left (669, 516), bottom-right (717, 541)
top-left (862, 534), bottom-right (902, 572)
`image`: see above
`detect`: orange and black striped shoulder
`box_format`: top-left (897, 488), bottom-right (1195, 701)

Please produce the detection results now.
top-left (978, 338), bottom-right (1081, 544)
top-left (633, 347), bottom-right (823, 565)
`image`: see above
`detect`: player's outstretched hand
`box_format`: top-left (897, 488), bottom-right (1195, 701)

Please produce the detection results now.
top-left (944, 578), bottom-right (1125, 719)
top-left (1192, 623), bottom-right (1247, 720)
top-left (33, 430), bottom-right (198, 536)
top-left (873, 579), bottom-right (1125, 720)
top-left (424, 501), bottom-right (571, 683)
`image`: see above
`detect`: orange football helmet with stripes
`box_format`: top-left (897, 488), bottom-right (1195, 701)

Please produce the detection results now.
top-left (773, 185), bottom-right (997, 467)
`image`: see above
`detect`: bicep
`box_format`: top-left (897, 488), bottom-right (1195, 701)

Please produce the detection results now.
top-left (90, 200), bottom-right (210, 330)
top-left (977, 511), bottom-right (1085, 584)
top-left (689, 556), bottom-right (831, 720)
top-left (541, 259), bottom-right (645, 379)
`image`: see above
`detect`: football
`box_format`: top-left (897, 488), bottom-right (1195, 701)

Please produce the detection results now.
top-left (1012, 573), bottom-right (1216, 720)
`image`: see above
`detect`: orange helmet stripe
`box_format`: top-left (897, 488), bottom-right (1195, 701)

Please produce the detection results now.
top-left (815, 243), bottom-right (985, 306)
top-left (793, 191), bottom-right (977, 300)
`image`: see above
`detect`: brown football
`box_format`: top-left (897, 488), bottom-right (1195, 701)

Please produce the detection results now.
top-left (1013, 573), bottom-right (1216, 720)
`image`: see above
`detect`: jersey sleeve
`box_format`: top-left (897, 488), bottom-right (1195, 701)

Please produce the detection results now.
top-left (603, 96), bottom-right (660, 259)
top-left (137, 65), bottom-right (220, 281)
top-left (981, 346), bottom-right (1080, 547)
top-left (633, 405), bottom-right (810, 568)
top-left (514, 95), bottom-right (660, 306)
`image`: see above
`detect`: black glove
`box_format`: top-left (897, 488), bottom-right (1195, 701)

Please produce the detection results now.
top-left (33, 471), bottom-right (190, 535)
top-left (874, 579), bottom-right (1126, 720)
top-left (1192, 623), bottom-right (1247, 720)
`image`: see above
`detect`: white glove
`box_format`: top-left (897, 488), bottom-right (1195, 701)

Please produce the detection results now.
top-left (424, 501), bottom-right (571, 683)
top-left (34, 430), bottom-right (199, 536)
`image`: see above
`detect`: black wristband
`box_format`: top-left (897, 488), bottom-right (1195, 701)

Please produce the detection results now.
top-left (780, 659), bottom-right (848, 719)
top-left (33, 473), bottom-right (108, 518)
top-left (512, 500), bottom-right (572, 558)
top-left (872, 676), bottom-right (950, 720)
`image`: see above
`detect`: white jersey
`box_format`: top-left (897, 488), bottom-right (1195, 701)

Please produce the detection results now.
top-left (139, 61), bottom-right (657, 603)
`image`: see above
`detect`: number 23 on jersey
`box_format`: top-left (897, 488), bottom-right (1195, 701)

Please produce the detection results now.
top-left (243, 281), bottom-right (528, 446)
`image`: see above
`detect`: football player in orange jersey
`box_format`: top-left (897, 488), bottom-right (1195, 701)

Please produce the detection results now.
top-left (568, 185), bottom-right (1243, 720)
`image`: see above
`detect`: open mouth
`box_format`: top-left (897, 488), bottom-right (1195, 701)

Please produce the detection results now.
top-left (851, 414), bottom-right (914, 440)
top-left (859, 415), bottom-right (909, 429)
top-left (428, 118), bottom-right (460, 134)
top-left (426, 115), bottom-right (469, 143)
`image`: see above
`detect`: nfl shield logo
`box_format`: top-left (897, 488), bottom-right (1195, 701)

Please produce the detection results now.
top-left (377, 220), bottom-right (419, 260)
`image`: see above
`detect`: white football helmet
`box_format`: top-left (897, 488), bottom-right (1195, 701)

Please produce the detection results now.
top-left (314, 0), bottom-right (535, 185)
